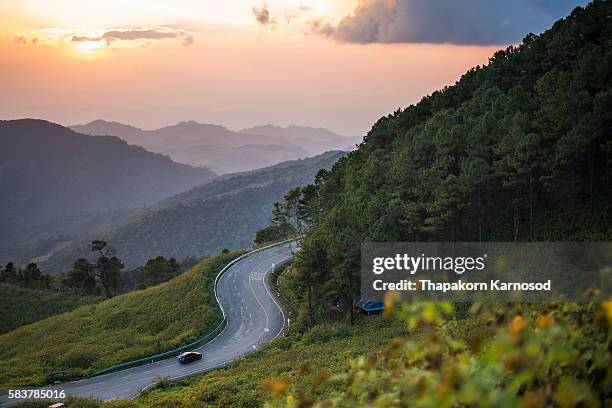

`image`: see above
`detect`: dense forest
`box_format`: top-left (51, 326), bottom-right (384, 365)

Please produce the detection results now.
top-left (269, 1), bottom-right (612, 325)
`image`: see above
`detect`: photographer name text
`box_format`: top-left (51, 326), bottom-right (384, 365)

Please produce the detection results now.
top-left (373, 279), bottom-right (552, 292)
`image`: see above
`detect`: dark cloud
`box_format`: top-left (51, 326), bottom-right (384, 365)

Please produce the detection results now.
top-left (71, 28), bottom-right (194, 46)
top-left (312, 0), bottom-right (589, 45)
top-left (528, 0), bottom-right (587, 15)
top-left (252, 2), bottom-right (276, 27)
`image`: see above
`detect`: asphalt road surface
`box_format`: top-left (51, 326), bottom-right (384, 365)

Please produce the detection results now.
top-left (0, 242), bottom-right (294, 406)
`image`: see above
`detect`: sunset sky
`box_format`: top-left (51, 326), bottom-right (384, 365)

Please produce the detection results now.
top-left (0, 0), bottom-right (588, 135)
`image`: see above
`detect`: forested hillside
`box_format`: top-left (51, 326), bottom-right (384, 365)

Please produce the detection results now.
top-left (234, 3), bottom-right (611, 407)
top-left (36, 151), bottom-right (344, 273)
top-left (284, 0), bottom-right (612, 324)
top-left (0, 120), bottom-right (216, 242)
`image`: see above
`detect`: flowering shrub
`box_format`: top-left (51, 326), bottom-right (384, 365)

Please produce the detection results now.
top-left (267, 301), bottom-right (611, 407)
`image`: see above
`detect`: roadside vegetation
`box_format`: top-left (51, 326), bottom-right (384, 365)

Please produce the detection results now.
top-left (264, 302), bottom-right (611, 407)
top-left (38, 317), bottom-right (402, 408)
top-left (14, 296), bottom-right (611, 408)
top-left (0, 251), bottom-right (241, 386)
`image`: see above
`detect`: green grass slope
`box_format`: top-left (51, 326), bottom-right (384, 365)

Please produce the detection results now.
top-left (0, 284), bottom-right (102, 334)
top-left (106, 318), bottom-right (406, 408)
top-left (0, 251), bottom-right (240, 386)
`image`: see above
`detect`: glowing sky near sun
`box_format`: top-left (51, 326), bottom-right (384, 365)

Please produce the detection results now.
top-left (0, 0), bottom-right (588, 135)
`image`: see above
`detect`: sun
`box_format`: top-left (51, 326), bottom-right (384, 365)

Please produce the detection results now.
top-left (75, 39), bottom-right (106, 55)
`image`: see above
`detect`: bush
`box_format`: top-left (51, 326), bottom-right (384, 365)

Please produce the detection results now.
top-left (270, 301), bottom-right (612, 408)
top-left (302, 323), bottom-right (351, 345)
top-left (59, 349), bottom-right (99, 369)
top-left (272, 336), bottom-right (292, 350)
top-left (152, 375), bottom-right (173, 390)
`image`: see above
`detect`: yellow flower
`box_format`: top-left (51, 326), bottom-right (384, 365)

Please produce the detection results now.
top-left (536, 314), bottom-right (554, 329)
top-left (509, 315), bottom-right (526, 337)
top-left (383, 291), bottom-right (400, 317)
top-left (261, 377), bottom-right (291, 395)
top-left (602, 302), bottom-right (612, 322)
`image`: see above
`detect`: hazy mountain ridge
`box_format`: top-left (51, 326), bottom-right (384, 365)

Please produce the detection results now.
top-left (165, 143), bottom-right (310, 174)
top-left (239, 124), bottom-right (362, 154)
top-left (70, 120), bottom-right (359, 173)
top-left (22, 151), bottom-right (344, 274)
top-left (0, 119), bottom-right (216, 240)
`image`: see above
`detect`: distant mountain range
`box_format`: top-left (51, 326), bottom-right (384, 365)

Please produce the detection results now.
top-left (0, 119), bottom-right (216, 240)
top-left (0, 118), bottom-right (350, 273)
top-left (70, 120), bottom-right (360, 174)
top-left (6, 151), bottom-right (344, 274)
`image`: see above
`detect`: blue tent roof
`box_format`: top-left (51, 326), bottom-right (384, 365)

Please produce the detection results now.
top-left (356, 300), bottom-right (384, 311)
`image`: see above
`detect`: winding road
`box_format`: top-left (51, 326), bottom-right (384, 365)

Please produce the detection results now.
top-left (0, 242), bottom-right (294, 406)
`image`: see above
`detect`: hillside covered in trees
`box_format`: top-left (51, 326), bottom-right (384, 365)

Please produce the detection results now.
top-left (282, 0), bottom-right (612, 325)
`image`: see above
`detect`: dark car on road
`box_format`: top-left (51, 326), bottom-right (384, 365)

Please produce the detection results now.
top-left (178, 351), bottom-right (202, 364)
